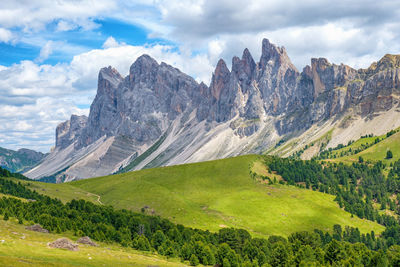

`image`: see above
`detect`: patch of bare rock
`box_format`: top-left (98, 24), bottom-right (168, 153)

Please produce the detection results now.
top-left (77, 236), bottom-right (98, 246)
top-left (48, 238), bottom-right (79, 251)
top-left (25, 224), bottom-right (49, 233)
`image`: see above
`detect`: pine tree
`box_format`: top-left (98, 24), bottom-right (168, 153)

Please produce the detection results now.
top-left (136, 235), bottom-right (151, 251)
top-left (222, 257), bottom-right (231, 267)
top-left (189, 254), bottom-right (199, 266)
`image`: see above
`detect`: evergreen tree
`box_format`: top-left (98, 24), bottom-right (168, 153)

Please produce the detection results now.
top-left (189, 254), bottom-right (199, 266)
top-left (136, 235), bottom-right (151, 251)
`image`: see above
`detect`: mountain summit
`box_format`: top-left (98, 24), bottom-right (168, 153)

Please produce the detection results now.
top-left (25, 39), bottom-right (400, 182)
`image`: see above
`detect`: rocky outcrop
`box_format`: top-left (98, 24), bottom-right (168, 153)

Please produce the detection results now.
top-left (48, 238), bottom-right (79, 251)
top-left (25, 39), bottom-right (400, 181)
top-left (26, 224), bottom-right (49, 233)
top-left (77, 236), bottom-right (98, 246)
top-left (56, 115), bottom-right (88, 149)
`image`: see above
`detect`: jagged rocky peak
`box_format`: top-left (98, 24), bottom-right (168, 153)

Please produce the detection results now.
top-left (259, 38), bottom-right (296, 71)
top-left (210, 59), bottom-right (231, 101)
top-left (129, 54), bottom-right (159, 84)
top-left (97, 66), bottom-right (123, 99)
top-left (99, 66), bottom-right (123, 84)
top-left (56, 114), bottom-right (88, 149)
top-left (77, 65), bottom-right (124, 148)
top-left (232, 48), bottom-right (256, 82)
top-left (84, 53), bottom-right (200, 145)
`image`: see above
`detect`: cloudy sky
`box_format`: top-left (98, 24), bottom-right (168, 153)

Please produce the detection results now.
top-left (1, 0), bottom-right (400, 152)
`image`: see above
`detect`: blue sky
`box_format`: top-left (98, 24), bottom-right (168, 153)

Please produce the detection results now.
top-left (0, 19), bottom-right (154, 66)
top-left (1, 0), bottom-right (400, 152)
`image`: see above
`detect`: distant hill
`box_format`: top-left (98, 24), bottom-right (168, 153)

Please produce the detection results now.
top-left (0, 146), bottom-right (46, 173)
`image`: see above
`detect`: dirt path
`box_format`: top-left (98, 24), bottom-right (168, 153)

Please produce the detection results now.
top-left (86, 193), bottom-right (103, 205)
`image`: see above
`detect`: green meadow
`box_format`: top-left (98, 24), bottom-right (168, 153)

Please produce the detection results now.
top-left (24, 155), bottom-right (384, 237)
top-left (0, 219), bottom-right (185, 267)
top-left (327, 130), bottom-right (400, 164)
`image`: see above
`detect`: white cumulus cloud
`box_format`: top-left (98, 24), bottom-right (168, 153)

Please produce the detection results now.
top-left (0, 27), bottom-right (15, 43)
top-left (102, 36), bottom-right (126, 49)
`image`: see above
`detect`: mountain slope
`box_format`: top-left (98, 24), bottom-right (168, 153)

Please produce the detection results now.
top-left (0, 147), bottom-right (46, 173)
top-left (25, 39), bottom-right (400, 181)
top-left (323, 128), bottom-right (400, 164)
top-left (23, 155), bottom-right (384, 237)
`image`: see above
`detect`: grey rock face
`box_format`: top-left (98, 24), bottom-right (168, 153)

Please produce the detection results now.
top-left (203, 40), bottom-right (303, 126)
top-left (29, 39), bottom-right (400, 181)
top-left (64, 55), bottom-right (201, 151)
top-left (56, 115), bottom-right (88, 149)
top-left (258, 39), bottom-right (301, 115)
top-left (114, 55), bottom-right (199, 144)
top-left (77, 67), bottom-right (123, 148)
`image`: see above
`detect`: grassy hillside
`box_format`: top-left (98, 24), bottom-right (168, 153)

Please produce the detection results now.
top-left (326, 130), bottom-right (400, 164)
top-left (21, 180), bottom-right (100, 203)
top-left (24, 155), bottom-right (384, 237)
top-left (0, 218), bottom-right (185, 266)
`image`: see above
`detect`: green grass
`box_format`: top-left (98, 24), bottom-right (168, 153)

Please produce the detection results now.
top-left (328, 135), bottom-right (380, 158)
top-left (17, 180), bottom-right (99, 203)
top-left (0, 218), bottom-right (186, 267)
top-left (327, 131), bottom-right (400, 164)
top-left (24, 155), bottom-right (384, 238)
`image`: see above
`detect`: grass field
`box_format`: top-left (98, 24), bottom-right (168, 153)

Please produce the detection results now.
top-left (22, 180), bottom-right (99, 203)
top-left (327, 130), bottom-right (400, 164)
top-left (328, 136), bottom-right (379, 159)
top-left (23, 155), bottom-right (384, 238)
top-left (0, 218), bottom-right (185, 267)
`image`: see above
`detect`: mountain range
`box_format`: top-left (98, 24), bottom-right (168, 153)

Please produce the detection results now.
top-left (0, 147), bottom-right (46, 173)
top-left (24, 39), bottom-right (400, 182)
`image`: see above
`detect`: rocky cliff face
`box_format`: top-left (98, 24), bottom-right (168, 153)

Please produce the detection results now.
top-left (25, 39), bottom-right (400, 181)
top-left (77, 56), bottom-right (202, 148)
top-left (56, 115), bottom-right (88, 149)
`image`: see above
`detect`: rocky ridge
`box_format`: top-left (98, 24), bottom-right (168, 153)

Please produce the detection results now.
top-left (25, 39), bottom-right (400, 181)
